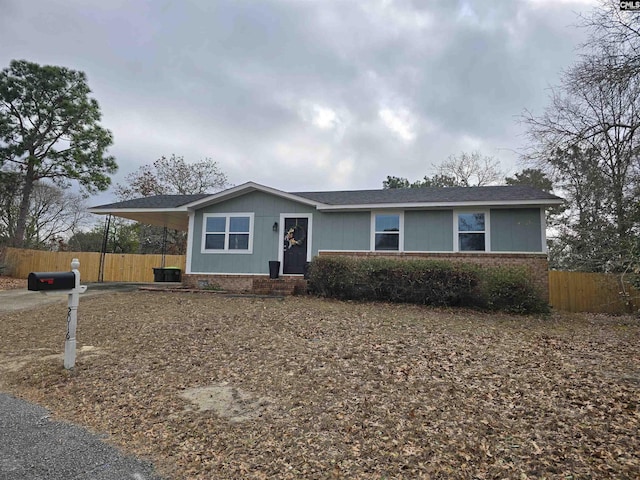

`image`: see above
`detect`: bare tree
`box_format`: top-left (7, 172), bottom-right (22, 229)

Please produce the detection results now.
top-left (577, 0), bottom-right (640, 84)
top-left (382, 152), bottom-right (503, 189)
top-left (28, 183), bottom-right (90, 249)
top-left (522, 3), bottom-right (640, 273)
top-left (114, 155), bottom-right (229, 254)
top-left (115, 154), bottom-right (228, 200)
top-left (523, 58), bottom-right (640, 235)
top-left (1, 175), bottom-right (90, 249)
top-left (435, 151), bottom-right (503, 187)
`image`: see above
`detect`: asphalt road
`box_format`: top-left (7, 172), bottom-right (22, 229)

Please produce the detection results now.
top-left (0, 393), bottom-right (164, 480)
top-left (0, 283), bottom-right (167, 480)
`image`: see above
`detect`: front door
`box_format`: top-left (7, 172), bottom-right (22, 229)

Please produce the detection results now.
top-left (282, 217), bottom-right (309, 274)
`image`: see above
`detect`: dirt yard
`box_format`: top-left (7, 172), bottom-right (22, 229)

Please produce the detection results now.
top-left (0, 289), bottom-right (638, 479)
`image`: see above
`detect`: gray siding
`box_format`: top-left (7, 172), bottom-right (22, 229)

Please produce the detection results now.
top-left (191, 191), bottom-right (316, 274)
top-left (490, 208), bottom-right (542, 252)
top-left (313, 211), bottom-right (371, 251)
top-left (405, 210), bottom-right (453, 251)
top-left (190, 191), bottom-right (545, 274)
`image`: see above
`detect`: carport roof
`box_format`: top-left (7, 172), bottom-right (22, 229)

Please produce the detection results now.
top-left (88, 194), bottom-right (210, 230)
top-left (92, 194), bottom-right (210, 210)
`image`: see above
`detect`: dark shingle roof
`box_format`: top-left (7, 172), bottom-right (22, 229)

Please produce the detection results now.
top-left (91, 185), bottom-right (562, 211)
top-left (293, 185), bottom-right (561, 205)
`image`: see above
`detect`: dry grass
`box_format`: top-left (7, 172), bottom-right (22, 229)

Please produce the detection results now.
top-left (0, 291), bottom-right (639, 479)
top-left (0, 275), bottom-right (26, 290)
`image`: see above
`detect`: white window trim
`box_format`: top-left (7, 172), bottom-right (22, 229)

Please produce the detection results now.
top-left (370, 211), bottom-right (404, 252)
top-left (540, 208), bottom-right (548, 253)
top-left (201, 212), bottom-right (254, 254)
top-left (453, 210), bottom-right (490, 252)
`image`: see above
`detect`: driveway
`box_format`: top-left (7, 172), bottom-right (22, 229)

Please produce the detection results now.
top-left (0, 282), bottom-right (148, 313)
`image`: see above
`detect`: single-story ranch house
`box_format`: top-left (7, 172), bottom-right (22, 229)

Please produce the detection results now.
top-left (89, 182), bottom-right (563, 298)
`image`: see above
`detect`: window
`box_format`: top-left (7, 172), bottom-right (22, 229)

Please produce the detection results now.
top-left (203, 213), bottom-right (253, 253)
top-left (456, 212), bottom-right (487, 251)
top-left (373, 213), bottom-right (402, 251)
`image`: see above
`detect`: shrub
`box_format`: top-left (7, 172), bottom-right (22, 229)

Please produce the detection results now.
top-left (364, 258), bottom-right (479, 306)
top-left (306, 256), bottom-right (368, 299)
top-left (308, 256), bottom-right (549, 314)
top-left (481, 266), bottom-right (550, 314)
top-left (308, 256), bottom-right (479, 306)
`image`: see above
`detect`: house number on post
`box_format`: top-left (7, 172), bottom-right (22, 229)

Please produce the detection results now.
top-left (27, 258), bottom-right (87, 369)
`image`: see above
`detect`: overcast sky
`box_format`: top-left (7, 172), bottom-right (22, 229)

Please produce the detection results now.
top-left (0, 0), bottom-right (599, 204)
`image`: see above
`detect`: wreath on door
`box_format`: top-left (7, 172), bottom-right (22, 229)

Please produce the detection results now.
top-left (284, 224), bottom-right (306, 250)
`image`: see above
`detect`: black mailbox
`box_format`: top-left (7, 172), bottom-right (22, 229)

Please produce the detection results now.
top-left (28, 271), bottom-right (76, 291)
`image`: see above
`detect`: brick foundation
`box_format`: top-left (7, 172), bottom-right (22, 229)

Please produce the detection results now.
top-left (184, 252), bottom-right (549, 300)
top-left (182, 274), bottom-right (307, 296)
top-left (318, 251), bottom-right (550, 301)
top-left (252, 277), bottom-right (309, 296)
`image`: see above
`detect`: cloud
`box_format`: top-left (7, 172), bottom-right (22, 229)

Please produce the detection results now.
top-left (311, 105), bottom-right (340, 130)
top-left (378, 108), bottom-right (417, 142)
top-left (0, 0), bottom-right (598, 201)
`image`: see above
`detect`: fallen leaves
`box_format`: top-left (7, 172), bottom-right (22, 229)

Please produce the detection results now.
top-left (0, 293), bottom-right (638, 479)
top-left (0, 275), bottom-right (26, 290)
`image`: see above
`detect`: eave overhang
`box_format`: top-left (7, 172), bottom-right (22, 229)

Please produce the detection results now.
top-left (86, 207), bottom-right (190, 231)
top-left (315, 198), bottom-right (565, 211)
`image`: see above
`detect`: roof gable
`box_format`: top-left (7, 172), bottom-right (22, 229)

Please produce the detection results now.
top-left (182, 182), bottom-right (324, 209)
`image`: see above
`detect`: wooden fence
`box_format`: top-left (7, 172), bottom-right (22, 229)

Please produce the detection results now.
top-left (548, 270), bottom-right (638, 314)
top-left (3, 248), bottom-right (639, 313)
top-left (2, 247), bottom-right (186, 283)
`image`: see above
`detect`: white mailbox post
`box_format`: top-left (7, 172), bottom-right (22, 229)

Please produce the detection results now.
top-left (64, 258), bottom-right (87, 369)
top-left (28, 258), bottom-right (87, 369)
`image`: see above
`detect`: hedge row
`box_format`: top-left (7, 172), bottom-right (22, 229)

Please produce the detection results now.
top-left (307, 256), bottom-right (549, 314)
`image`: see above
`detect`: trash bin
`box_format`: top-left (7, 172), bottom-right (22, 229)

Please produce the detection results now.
top-left (163, 267), bottom-right (181, 282)
top-left (268, 261), bottom-right (280, 279)
top-left (153, 267), bottom-right (182, 282)
top-left (153, 268), bottom-right (165, 282)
